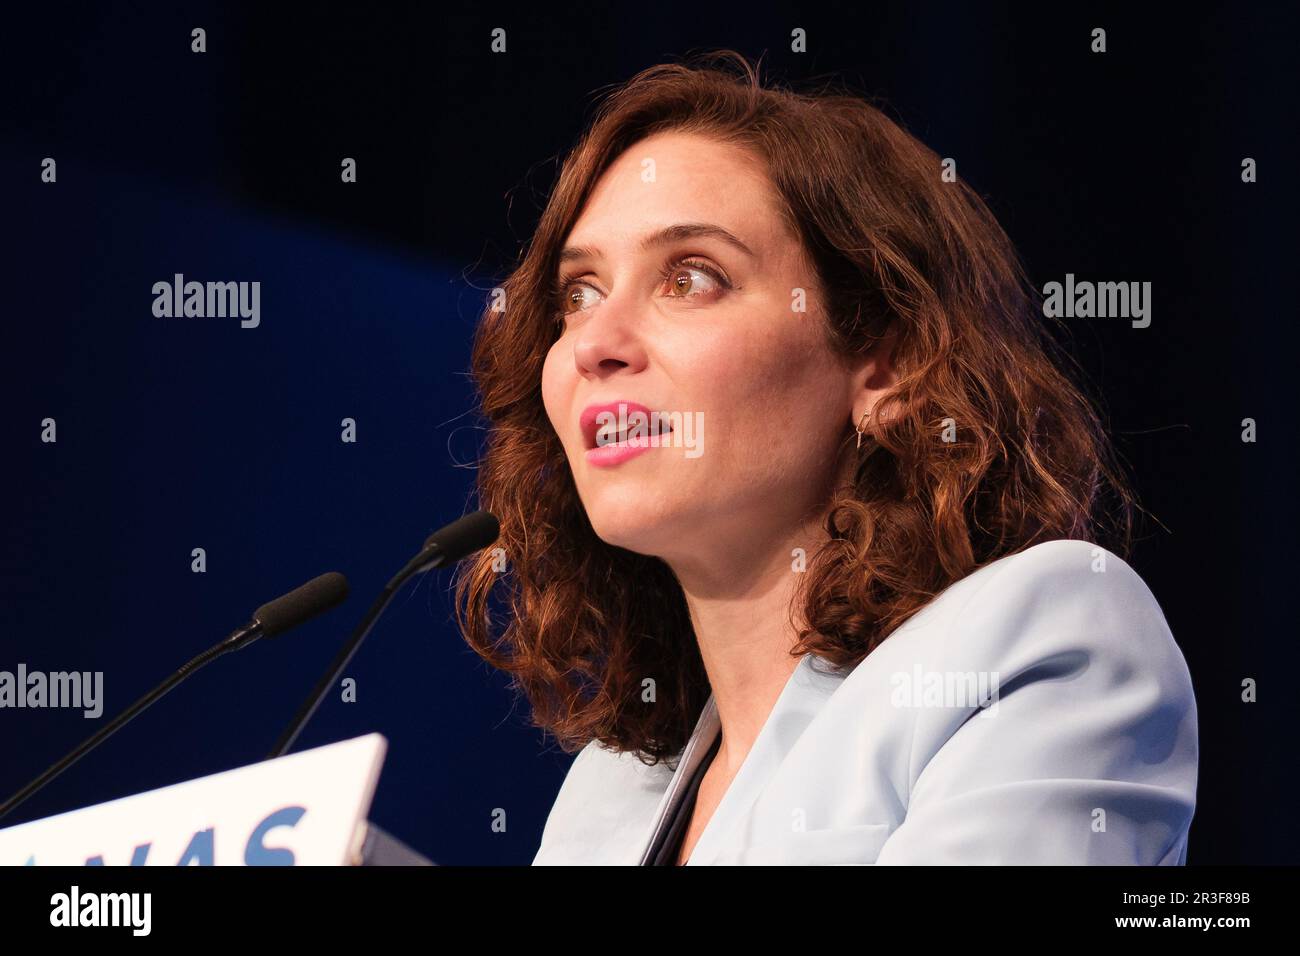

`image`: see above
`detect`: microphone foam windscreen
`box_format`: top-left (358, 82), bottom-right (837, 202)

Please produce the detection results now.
top-left (255, 571), bottom-right (350, 638)
top-left (423, 510), bottom-right (500, 563)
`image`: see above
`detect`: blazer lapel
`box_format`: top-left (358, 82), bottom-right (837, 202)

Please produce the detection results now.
top-left (687, 653), bottom-right (847, 865)
top-left (637, 694), bottom-right (722, 865)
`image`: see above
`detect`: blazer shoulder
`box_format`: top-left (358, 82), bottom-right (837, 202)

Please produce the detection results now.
top-left (948, 538), bottom-right (1187, 671)
top-left (532, 739), bottom-right (676, 865)
top-left (873, 538), bottom-right (1199, 864)
top-left (544, 737), bottom-right (668, 811)
top-left (964, 538), bottom-right (1149, 604)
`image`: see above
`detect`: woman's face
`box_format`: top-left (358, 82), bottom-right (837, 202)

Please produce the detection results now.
top-left (541, 131), bottom-right (878, 570)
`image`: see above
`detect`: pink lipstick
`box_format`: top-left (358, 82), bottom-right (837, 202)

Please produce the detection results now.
top-left (578, 401), bottom-right (674, 468)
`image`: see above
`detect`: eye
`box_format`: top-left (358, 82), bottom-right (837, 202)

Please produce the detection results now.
top-left (659, 258), bottom-right (730, 299)
top-left (555, 281), bottom-right (601, 317)
top-left (549, 256), bottom-right (733, 325)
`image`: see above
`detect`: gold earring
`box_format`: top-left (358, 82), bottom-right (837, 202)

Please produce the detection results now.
top-left (855, 408), bottom-right (871, 449)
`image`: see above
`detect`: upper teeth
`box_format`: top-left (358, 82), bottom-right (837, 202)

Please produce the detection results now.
top-left (594, 424), bottom-right (674, 445)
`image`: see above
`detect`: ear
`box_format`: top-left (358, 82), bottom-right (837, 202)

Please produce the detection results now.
top-left (849, 324), bottom-right (899, 427)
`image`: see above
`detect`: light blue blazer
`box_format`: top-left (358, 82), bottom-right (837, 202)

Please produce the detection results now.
top-left (532, 539), bottom-right (1198, 865)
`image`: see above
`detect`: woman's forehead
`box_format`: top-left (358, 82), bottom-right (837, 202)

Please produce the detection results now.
top-left (567, 144), bottom-right (787, 260)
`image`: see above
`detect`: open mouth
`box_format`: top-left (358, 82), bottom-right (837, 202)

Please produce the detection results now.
top-left (591, 420), bottom-right (675, 448)
top-left (579, 401), bottom-right (674, 450)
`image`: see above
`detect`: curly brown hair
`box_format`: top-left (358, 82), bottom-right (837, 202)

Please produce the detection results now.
top-left (454, 49), bottom-right (1137, 762)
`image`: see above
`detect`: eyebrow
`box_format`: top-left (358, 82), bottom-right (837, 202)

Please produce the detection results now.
top-left (556, 222), bottom-right (755, 270)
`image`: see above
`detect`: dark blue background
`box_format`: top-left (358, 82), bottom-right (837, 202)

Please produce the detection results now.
top-left (2, 2), bottom-right (1296, 864)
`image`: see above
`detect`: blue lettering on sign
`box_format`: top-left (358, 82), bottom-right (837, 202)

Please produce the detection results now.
top-left (244, 806), bottom-right (307, 866)
top-left (177, 827), bottom-right (215, 866)
top-left (23, 805), bottom-right (314, 865)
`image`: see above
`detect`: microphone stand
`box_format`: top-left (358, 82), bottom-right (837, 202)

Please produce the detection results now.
top-left (0, 623), bottom-right (261, 822)
top-left (266, 545), bottom-right (446, 760)
top-left (0, 572), bottom-right (348, 824)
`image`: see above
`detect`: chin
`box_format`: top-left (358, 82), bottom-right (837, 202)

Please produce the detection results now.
top-left (586, 511), bottom-right (670, 555)
top-left (581, 488), bottom-right (686, 557)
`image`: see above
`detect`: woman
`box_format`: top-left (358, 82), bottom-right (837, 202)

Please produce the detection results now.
top-left (455, 51), bottom-right (1198, 865)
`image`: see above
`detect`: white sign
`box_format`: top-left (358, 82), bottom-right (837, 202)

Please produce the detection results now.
top-left (0, 733), bottom-right (387, 865)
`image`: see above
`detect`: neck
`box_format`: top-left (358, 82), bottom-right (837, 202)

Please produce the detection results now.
top-left (665, 510), bottom-right (828, 774)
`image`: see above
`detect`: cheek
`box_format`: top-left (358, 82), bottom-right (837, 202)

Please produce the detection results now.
top-left (688, 336), bottom-right (846, 494)
top-left (719, 326), bottom-right (834, 428)
top-left (540, 343), bottom-right (571, 438)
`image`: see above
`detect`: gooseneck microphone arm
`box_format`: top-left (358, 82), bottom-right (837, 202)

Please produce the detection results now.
top-left (263, 555), bottom-right (437, 760)
top-left (0, 571), bottom-right (350, 824)
top-left (266, 511), bottom-right (499, 761)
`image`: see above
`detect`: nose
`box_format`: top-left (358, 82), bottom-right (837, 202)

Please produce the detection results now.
top-left (570, 293), bottom-right (649, 379)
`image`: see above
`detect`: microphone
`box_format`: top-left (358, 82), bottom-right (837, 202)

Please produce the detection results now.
top-left (387, 510), bottom-right (503, 587)
top-left (254, 572), bottom-right (351, 640)
top-left (0, 572), bottom-right (350, 823)
top-left (266, 511), bottom-right (500, 759)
